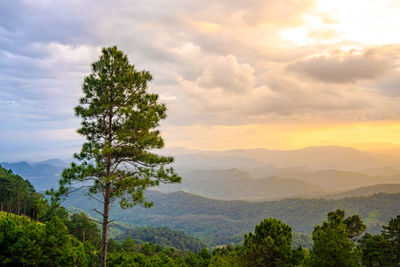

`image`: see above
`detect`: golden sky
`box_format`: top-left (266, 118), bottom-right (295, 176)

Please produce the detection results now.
top-left (158, 0), bottom-right (400, 151)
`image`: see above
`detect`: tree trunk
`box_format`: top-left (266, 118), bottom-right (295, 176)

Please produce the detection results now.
top-left (23, 196), bottom-right (26, 215)
top-left (100, 183), bottom-right (110, 267)
top-left (100, 88), bottom-right (114, 267)
top-left (101, 91), bottom-right (114, 267)
top-left (16, 188), bottom-right (20, 215)
top-left (8, 191), bottom-right (11, 215)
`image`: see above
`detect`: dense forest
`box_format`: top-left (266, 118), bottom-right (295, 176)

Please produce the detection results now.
top-left (1, 164), bottom-right (400, 266)
top-left (63, 189), bottom-right (400, 246)
top-left (113, 227), bottom-right (207, 253)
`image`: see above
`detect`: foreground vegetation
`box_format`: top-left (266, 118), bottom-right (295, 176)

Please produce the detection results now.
top-left (1, 209), bottom-right (399, 266)
top-left (1, 164), bottom-right (400, 266)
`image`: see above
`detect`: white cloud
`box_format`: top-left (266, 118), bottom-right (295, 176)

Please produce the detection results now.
top-left (196, 55), bottom-right (255, 93)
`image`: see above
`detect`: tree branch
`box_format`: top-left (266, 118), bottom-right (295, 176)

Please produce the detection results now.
top-left (63, 185), bottom-right (92, 197)
top-left (93, 208), bottom-right (105, 217)
top-left (87, 194), bottom-right (104, 204)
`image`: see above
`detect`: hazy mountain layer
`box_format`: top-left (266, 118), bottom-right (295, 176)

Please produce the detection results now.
top-left (324, 184), bottom-right (400, 199)
top-left (159, 168), bottom-right (327, 200)
top-left (267, 169), bottom-right (400, 191)
top-left (171, 146), bottom-right (400, 171)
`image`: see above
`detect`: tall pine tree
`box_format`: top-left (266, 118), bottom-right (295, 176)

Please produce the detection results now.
top-left (49, 46), bottom-right (181, 266)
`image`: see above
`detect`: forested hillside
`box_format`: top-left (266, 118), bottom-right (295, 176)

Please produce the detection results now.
top-left (114, 226), bottom-right (207, 253)
top-left (0, 165), bottom-right (215, 266)
top-left (0, 211), bottom-right (216, 266)
top-left (64, 189), bottom-right (400, 246)
top-left (0, 164), bottom-right (49, 219)
top-left (1, 164), bottom-right (400, 266)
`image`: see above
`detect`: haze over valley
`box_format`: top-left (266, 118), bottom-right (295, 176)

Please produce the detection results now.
top-left (4, 145), bottom-right (400, 200)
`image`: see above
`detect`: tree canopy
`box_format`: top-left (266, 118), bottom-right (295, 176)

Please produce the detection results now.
top-left (241, 218), bottom-right (305, 267)
top-left (309, 209), bottom-right (364, 267)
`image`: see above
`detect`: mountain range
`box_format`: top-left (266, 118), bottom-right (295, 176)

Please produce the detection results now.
top-left (158, 168), bottom-right (328, 200)
top-left (2, 146), bottom-right (400, 247)
top-left (167, 146), bottom-right (400, 171)
top-left (3, 146), bottom-right (400, 199)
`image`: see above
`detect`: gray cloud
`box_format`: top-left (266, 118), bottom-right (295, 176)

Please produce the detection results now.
top-left (286, 48), bottom-right (392, 83)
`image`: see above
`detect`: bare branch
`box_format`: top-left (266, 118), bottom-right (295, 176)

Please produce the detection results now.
top-left (87, 194), bottom-right (104, 204)
top-left (63, 185), bottom-right (92, 197)
top-left (93, 208), bottom-right (104, 217)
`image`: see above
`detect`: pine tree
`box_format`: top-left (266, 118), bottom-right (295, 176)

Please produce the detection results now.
top-left (382, 215), bottom-right (400, 265)
top-left (359, 233), bottom-right (395, 266)
top-left (308, 209), bottom-right (363, 267)
top-left (42, 216), bottom-right (73, 267)
top-left (48, 46), bottom-right (181, 266)
top-left (241, 218), bottom-right (303, 267)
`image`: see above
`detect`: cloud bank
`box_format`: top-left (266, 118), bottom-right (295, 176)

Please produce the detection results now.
top-left (1, 0), bottom-right (400, 158)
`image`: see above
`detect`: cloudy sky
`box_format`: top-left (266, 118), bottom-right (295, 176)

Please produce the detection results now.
top-left (1, 0), bottom-right (400, 160)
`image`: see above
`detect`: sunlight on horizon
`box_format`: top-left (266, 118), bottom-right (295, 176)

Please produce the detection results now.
top-left (281, 0), bottom-right (400, 46)
top-left (163, 121), bottom-right (400, 152)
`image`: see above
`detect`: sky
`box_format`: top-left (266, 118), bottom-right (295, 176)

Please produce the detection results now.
top-left (1, 0), bottom-right (400, 161)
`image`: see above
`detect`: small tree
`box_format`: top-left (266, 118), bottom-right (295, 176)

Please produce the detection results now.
top-left (241, 218), bottom-right (304, 267)
top-left (42, 216), bottom-right (73, 267)
top-left (49, 46), bottom-right (181, 266)
top-left (309, 209), bottom-right (363, 267)
top-left (359, 233), bottom-right (395, 267)
top-left (382, 215), bottom-right (400, 264)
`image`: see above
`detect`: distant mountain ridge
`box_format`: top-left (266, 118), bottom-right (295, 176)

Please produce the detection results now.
top-left (256, 169), bottom-right (400, 191)
top-left (171, 145), bottom-right (400, 171)
top-left (324, 184), bottom-right (400, 199)
top-left (159, 168), bottom-right (328, 200)
top-left (0, 160), bottom-right (67, 190)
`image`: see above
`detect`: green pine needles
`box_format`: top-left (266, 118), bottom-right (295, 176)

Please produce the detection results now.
top-left (48, 46), bottom-right (181, 266)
